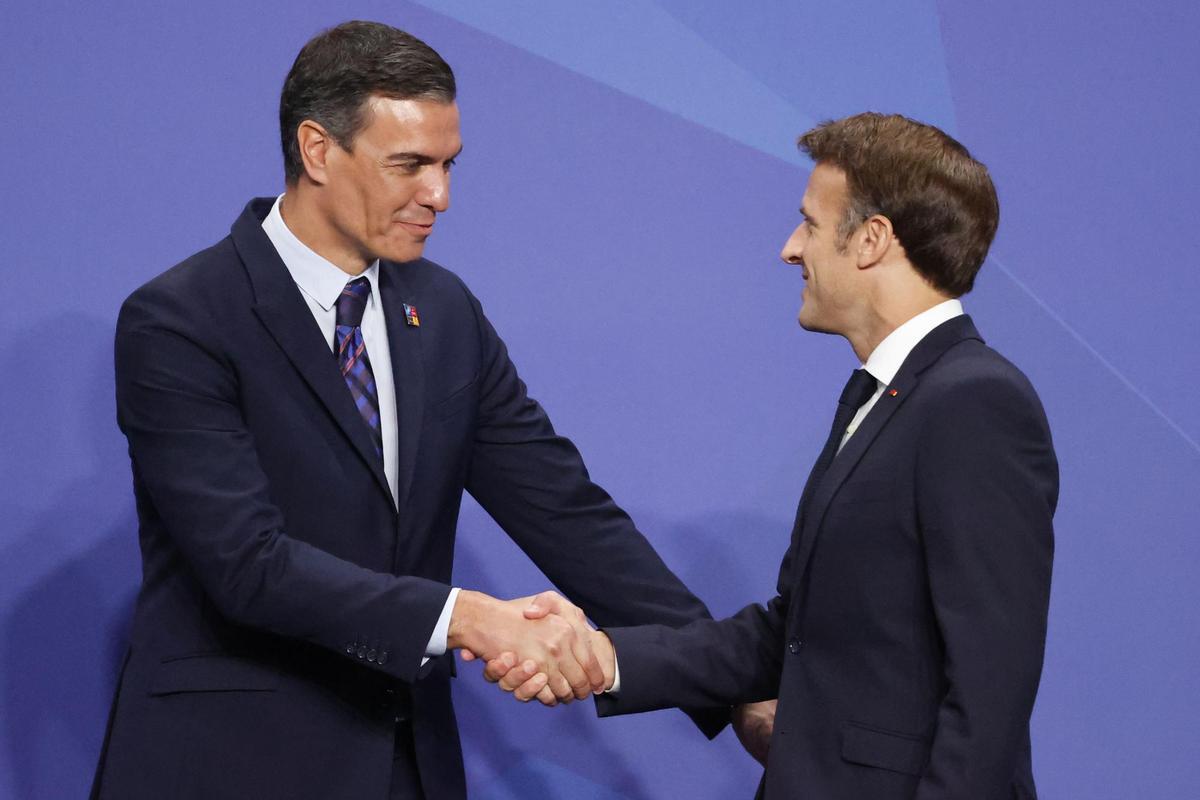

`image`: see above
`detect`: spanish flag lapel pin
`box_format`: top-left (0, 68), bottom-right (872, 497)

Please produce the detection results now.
top-left (403, 304), bottom-right (420, 327)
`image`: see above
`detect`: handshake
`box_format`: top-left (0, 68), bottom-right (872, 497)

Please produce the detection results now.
top-left (448, 590), bottom-right (615, 706)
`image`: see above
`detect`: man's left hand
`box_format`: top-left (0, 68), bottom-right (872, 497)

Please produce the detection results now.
top-left (463, 591), bottom-right (614, 705)
top-left (732, 699), bottom-right (776, 767)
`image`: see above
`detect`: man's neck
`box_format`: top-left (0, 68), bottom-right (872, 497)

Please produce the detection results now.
top-left (847, 293), bottom-right (954, 363)
top-left (279, 189), bottom-right (370, 276)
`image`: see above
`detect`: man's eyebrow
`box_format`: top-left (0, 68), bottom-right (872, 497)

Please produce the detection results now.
top-left (384, 146), bottom-right (463, 164)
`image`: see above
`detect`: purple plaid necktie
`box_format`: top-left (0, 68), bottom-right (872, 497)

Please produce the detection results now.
top-left (335, 277), bottom-right (382, 456)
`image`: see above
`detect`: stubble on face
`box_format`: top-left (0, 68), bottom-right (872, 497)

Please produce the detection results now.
top-left (325, 97), bottom-right (463, 268)
top-left (788, 164), bottom-right (860, 336)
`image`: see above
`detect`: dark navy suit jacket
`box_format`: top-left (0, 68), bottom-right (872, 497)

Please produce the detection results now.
top-left (92, 198), bottom-right (720, 799)
top-left (599, 316), bottom-right (1057, 800)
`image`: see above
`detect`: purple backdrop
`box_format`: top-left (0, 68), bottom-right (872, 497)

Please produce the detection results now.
top-left (2, 2), bottom-right (1197, 797)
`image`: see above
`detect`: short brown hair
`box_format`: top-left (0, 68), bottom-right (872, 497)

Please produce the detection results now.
top-left (280, 21), bottom-right (456, 183)
top-left (798, 113), bottom-right (999, 296)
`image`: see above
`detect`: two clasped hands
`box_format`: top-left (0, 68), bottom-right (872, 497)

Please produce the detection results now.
top-left (447, 590), bottom-right (613, 706)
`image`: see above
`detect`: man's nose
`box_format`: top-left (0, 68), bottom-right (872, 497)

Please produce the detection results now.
top-left (419, 169), bottom-right (451, 212)
top-left (780, 226), bottom-right (804, 264)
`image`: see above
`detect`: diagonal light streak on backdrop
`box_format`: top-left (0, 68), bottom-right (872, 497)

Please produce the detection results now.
top-left (648, 0), bottom-right (959, 136)
top-left (411, 0), bottom-right (814, 163)
top-left (413, 0), bottom-right (1199, 459)
top-left (987, 255), bottom-right (1200, 457)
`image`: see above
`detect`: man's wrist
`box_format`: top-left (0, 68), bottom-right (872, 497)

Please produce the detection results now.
top-left (595, 630), bottom-right (619, 693)
top-left (446, 589), bottom-right (495, 653)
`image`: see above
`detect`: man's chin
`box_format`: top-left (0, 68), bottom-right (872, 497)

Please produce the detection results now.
top-left (378, 241), bottom-right (428, 264)
top-left (797, 311), bottom-right (835, 335)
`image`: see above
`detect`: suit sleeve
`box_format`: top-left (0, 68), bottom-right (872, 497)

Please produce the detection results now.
top-left (913, 373), bottom-right (1057, 800)
top-left (597, 502), bottom-right (806, 715)
top-left (458, 286), bottom-right (733, 733)
top-left (596, 588), bottom-right (787, 716)
top-left (115, 286), bottom-right (451, 683)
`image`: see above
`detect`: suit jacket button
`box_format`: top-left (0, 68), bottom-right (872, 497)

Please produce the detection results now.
top-left (357, 646), bottom-right (367, 659)
top-left (344, 644), bottom-right (355, 655)
top-left (378, 651), bottom-right (389, 665)
top-left (788, 638), bottom-right (802, 654)
top-left (367, 649), bottom-right (378, 663)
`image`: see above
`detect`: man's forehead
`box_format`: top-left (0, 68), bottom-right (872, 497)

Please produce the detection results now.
top-left (357, 96), bottom-right (461, 152)
top-left (365, 95), bottom-right (457, 122)
top-left (804, 163), bottom-right (848, 214)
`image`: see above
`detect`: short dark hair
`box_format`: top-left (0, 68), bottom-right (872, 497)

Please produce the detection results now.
top-left (798, 113), bottom-right (999, 297)
top-left (279, 20), bottom-right (456, 183)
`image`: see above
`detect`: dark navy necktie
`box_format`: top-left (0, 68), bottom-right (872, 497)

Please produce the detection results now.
top-left (798, 368), bottom-right (879, 515)
top-left (335, 277), bottom-right (383, 456)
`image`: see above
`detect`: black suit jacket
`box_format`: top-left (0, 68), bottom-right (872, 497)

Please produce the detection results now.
top-left (599, 316), bottom-right (1057, 800)
top-left (92, 198), bottom-right (720, 799)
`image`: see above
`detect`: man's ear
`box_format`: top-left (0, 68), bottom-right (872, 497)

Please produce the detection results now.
top-left (856, 214), bottom-right (896, 269)
top-left (296, 120), bottom-right (335, 185)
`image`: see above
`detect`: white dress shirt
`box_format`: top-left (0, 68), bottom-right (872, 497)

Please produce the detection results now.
top-left (262, 195), bottom-right (458, 663)
top-left (840, 299), bottom-right (964, 450)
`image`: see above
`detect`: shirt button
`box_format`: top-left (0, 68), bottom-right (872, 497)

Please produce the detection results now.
top-left (787, 638), bottom-right (802, 654)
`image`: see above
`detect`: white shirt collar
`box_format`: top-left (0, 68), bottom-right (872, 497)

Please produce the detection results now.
top-left (862, 299), bottom-right (964, 386)
top-left (261, 194), bottom-right (381, 312)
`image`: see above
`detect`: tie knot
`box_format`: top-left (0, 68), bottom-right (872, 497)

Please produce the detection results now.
top-left (839, 368), bottom-right (877, 410)
top-left (336, 277), bottom-right (371, 328)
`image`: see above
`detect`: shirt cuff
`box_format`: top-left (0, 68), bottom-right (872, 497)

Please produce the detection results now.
top-left (606, 644), bottom-right (621, 694)
top-left (421, 586), bottom-right (460, 667)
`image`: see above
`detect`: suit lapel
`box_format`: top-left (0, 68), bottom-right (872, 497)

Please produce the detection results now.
top-left (789, 316), bottom-right (984, 596)
top-left (232, 199), bottom-right (393, 506)
top-left (378, 262), bottom-right (425, 515)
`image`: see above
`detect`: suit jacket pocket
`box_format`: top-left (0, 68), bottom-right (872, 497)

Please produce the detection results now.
top-left (435, 378), bottom-right (477, 421)
top-left (149, 653), bottom-right (281, 696)
top-left (840, 720), bottom-right (930, 776)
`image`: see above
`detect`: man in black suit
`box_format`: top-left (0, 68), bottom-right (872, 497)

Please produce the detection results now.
top-left (492, 113), bottom-right (1058, 799)
top-left (91, 21), bottom-right (728, 800)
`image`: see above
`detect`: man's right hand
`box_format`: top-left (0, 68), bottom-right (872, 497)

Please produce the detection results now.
top-left (471, 591), bottom-right (616, 706)
top-left (448, 590), bottom-right (606, 703)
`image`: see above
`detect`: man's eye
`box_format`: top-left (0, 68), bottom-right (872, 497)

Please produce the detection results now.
top-left (443, 159), bottom-right (456, 172)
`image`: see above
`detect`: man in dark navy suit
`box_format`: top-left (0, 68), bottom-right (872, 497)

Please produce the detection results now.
top-left (492, 113), bottom-right (1058, 799)
top-left (91, 21), bottom-right (728, 800)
